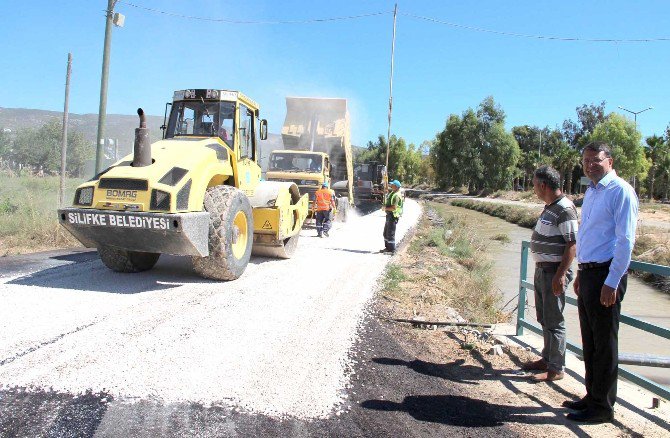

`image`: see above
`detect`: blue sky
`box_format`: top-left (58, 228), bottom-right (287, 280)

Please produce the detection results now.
top-left (2, 1), bottom-right (670, 147)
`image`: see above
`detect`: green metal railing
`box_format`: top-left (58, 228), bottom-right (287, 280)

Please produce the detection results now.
top-left (516, 240), bottom-right (670, 400)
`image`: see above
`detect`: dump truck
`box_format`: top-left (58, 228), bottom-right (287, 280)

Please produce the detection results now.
top-left (266, 149), bottom-right (331, 211)
top-left (266, 97), bottom-right (354, 220)
top-left (353, 161), bottom-right (386, 203)
top-left (58, 89), bottom-right (308, 281)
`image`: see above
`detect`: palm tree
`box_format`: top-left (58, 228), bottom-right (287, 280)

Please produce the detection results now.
top-left (645, 135), bottom-right (665, 200)
top-left (553, 144), bottom-right (581, 194)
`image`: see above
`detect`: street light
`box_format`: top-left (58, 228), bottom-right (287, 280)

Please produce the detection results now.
top-left (617, 105), bottom-right (652, 192)
top-left (617, 105), bottom-right (653, 131)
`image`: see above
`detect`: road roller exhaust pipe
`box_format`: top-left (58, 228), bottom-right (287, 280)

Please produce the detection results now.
top-left (133, 108), bottom-right (151, 167)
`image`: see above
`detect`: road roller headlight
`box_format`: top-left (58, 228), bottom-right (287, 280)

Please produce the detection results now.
top-left (75, 187), bottom-right (94, 206)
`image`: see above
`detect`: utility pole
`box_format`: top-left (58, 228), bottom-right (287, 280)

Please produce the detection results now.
top-left (384, 3), bottom-right (397, 191)
top-left (95, 0), bottom-right (124, 175)
top-left (60, 53), bottom-right (72, 207)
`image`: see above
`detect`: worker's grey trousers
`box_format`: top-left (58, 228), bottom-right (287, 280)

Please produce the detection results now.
top-left (533, 264), bottom-right (572, 372)
top-left (383, 213), bottom-right (398, 251)
top-left (315, 210), bottom-right (332, 236)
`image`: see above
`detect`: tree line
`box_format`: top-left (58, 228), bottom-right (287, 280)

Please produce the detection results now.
top-left (361, 97), bottom-right (669, 200)
top-left (0, 119), bottom-right (91, 177)
top-left (3, 103), bottom-right (669, 200)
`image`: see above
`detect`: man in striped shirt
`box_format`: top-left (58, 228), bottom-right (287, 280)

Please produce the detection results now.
top-left (522, 165), bottom-right (578, 382)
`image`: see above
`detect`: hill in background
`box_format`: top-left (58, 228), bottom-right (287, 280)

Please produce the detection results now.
top-left (0, 107), bottom-right (361, 173)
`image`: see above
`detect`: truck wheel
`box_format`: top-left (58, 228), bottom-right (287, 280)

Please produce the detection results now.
top-left (336, 197), bottom-right (349, 222)
top-left (192, 185), bottom-right (253, 281)
top-left (98, 246), bottom-right (160, 273)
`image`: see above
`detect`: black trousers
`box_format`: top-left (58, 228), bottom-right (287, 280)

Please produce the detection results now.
top-left (577, 267), bottom-right (627, 414)
top-left (383, 213), bottom-right (398, 251)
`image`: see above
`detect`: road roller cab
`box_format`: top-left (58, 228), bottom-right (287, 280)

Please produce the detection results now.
top-left (58, 89), bottom-right (308, 280)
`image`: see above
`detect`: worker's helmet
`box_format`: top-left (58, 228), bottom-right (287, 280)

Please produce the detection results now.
top-left (390, 180), bottom-right (401, 188)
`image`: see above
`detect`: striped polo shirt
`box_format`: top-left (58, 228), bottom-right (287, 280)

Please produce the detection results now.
top-left (530, 195), bottom-right (579, 263)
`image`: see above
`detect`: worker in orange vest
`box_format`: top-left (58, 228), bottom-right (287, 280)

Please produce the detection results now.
top-left (313, 182), bottom-right (336, 237)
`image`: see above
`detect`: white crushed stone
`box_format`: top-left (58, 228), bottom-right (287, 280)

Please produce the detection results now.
top-left (0, 199), bottom-right (421, 419)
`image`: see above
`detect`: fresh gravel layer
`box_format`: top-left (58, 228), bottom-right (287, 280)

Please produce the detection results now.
top-left (0, 200), bottom-right (421, 420)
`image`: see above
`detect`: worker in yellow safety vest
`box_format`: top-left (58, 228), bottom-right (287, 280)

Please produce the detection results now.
top-left (313, 182), bottom-right (336, 237)
top-left (381, 179), bottom-right (403, 254)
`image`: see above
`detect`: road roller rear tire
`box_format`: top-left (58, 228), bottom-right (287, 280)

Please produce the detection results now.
top-left (192, 185), bottom-right (253, 281)
top-left (98, 245), bottom-right (160, 273)
top-left (280, 233), bottom-right (300, 259)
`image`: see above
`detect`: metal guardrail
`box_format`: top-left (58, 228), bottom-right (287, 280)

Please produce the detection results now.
top-left (516, 240), bottom-right (670, 400)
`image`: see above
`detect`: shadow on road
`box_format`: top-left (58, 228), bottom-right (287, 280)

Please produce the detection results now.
top-left (361, 394), bottom-right (547, 427)
top-left (507, 334), bottom-right (670, 433)
top-left (6, 254), bottom-right (238, 294)
top-left (5, 248), bottom-right (297, 294)
top-left (367, 342), bottom-right (620, 435)
top-left (372, 357), bottom-right (527, 385)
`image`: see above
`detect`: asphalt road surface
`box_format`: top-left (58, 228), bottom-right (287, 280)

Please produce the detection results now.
top-left (1, 200), bottom-right (515, 437)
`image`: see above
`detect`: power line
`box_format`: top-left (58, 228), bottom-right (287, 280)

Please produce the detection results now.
top-left (401, 12), bottom-right (670, 43)
top-left (115, 2), bottom-right (670, 42)
top-left (118, 1), bottom-right (392, 24)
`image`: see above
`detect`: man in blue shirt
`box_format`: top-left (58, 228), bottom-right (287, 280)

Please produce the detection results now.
top-left (564, 141), bottom-right (638, 424)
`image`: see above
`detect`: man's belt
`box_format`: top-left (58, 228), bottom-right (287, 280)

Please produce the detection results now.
top-left (536, 261), bottom-right (561, 268)
top-left (578, 260), bottom-right (612, 270)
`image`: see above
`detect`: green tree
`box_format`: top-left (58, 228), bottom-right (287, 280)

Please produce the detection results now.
top-left (552, 144), bottom-right (581, 194)
top-left (479, 123), bottom-right (520, 190)
top-left (431, 110), bottom-right (482, 190)
top-left (513, 125), bottom-right (566, 187)
top-left (516, 150), bottom-right (540, 189)
top-left (0, 130), bottom-right (12, 161)
top-left (432, 97), bottom-right (519, 191)
top-left (645, 134), bottom-right (665, 199)
top-left (657, 145), bottom-right (670, 199)
top-left (358, 134), bottom-right (423, 185)
top-left (562, 101), bottom-right (607, 149)
top-left (416, 140), bottom-right (435, 185)
top-left (590, 113), bottom-right (650, 181)
top-left (11, 119), bottom-right (93, 176)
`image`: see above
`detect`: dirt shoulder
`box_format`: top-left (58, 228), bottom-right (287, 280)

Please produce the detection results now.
top-left (373, 201), bottom-right (669, 436)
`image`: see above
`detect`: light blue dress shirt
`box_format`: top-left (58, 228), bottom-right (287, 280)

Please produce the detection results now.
top-left (576, 170), bottom-right (638, 289)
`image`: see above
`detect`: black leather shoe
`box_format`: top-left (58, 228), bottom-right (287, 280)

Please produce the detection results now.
top-left (562, 398), bottom-right (588, 410)
top-left (566, 409), bottom-right (613, 424)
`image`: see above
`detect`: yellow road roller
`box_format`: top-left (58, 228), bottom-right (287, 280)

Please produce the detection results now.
top-left (58, 89), bottom-right (308, 280)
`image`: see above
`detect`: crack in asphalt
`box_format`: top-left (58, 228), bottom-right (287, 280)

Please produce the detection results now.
top-left (0, 320), bottom-right (99, 367)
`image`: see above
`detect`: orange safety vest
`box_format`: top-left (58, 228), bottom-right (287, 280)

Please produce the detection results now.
top-left (314, 188), bottom-right (334, 211)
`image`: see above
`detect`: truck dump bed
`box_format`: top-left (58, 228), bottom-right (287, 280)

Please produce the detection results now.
top-left (281, 97), bottom-right (354, 203)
